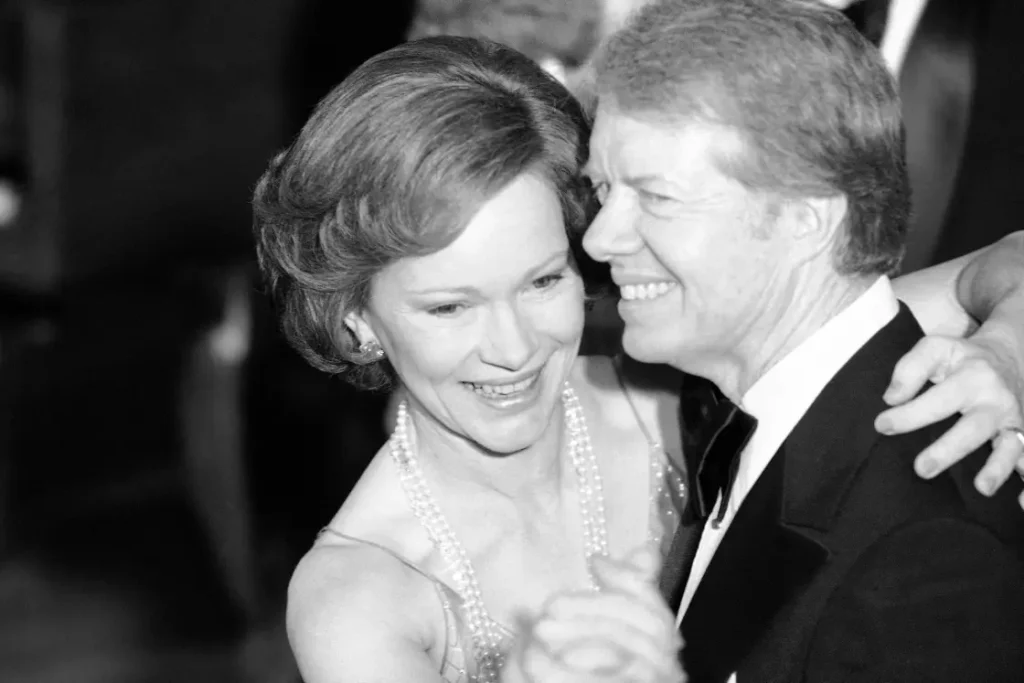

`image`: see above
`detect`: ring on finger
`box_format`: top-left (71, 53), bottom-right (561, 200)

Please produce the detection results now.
top-left (999, 426), bottom-right (1024, 448)
top-left (997, 427), bottom-right (1024, 483)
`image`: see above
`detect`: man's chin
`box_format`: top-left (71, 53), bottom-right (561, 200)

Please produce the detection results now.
top-left (621, 329), bottom-right (677, 367)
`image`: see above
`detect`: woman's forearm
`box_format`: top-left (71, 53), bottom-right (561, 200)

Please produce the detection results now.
top-left (892, 231), bottom-right (1024, 338)
top-left (957, 232), bottom-right (1024, 399)
top-left (956, 231), bottom-right (1024, 323)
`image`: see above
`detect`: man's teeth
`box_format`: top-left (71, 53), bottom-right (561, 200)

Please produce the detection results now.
top-left (469, 376), bottom-right (537, 396)
top-left (620, 282), bottom-right (676, 301)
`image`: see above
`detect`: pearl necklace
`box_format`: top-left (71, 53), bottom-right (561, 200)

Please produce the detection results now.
top-left (389, 382), bottom-right (609, 682)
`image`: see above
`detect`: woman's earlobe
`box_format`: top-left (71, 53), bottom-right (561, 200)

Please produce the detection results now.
top-left (344, 311), bottom-right (386, 365)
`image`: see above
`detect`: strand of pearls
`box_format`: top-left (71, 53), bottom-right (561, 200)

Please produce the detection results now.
top-left (389, 382), bottom-right (608, 681)
top-left (561, 383), bottom-right (610, 579)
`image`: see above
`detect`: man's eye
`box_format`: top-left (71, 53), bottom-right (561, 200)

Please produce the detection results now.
top-left (427, 303), bottom-right (464, 317)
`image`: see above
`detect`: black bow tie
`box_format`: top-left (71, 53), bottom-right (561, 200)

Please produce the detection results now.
top-left (679, 374), bottom-right (759, 527)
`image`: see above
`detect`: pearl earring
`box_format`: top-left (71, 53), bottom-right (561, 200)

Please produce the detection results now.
top-left (358, 340), bottom-right (385, 362)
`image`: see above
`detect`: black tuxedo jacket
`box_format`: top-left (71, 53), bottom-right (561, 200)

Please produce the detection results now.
top-left (679, 305), bottom-right (1024, 683)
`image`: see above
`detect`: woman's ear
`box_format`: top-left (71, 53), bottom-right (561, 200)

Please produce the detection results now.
top-left (344, 310), bottom-right (387, 364)
top-left (343, 310), bottom-right (377, 347)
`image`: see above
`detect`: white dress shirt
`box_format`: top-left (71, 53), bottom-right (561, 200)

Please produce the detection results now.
top-left (675, 277), bottom-right (901, 680)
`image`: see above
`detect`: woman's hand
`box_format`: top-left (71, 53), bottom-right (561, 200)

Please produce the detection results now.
top-left (876, 334), bottom-right (1024, 507)
top-left (504, 545), bottom-right (685, 683)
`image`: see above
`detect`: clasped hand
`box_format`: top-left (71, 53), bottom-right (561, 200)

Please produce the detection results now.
top-left (504, 545), bottom-right (685, 683)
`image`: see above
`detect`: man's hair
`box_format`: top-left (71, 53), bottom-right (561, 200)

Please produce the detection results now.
top-left (594, 0), bottom-right (910, 275)
top-left (253, 36), bottom-right (593, 389)
top-left (408, 0), bottom-right (602, 68)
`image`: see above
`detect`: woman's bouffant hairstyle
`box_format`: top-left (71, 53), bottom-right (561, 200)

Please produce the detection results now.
top-left (253, 36), bottom-right (595, 390)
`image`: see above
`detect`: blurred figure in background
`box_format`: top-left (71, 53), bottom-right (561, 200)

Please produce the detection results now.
top-left (0, 6), bottom-right (22, 230)
top-left (826, 0), bottom-right (1024, 272)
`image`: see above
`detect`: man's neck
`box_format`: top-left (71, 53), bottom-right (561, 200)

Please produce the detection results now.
top-left (691, 271), bottom-right (876, 404)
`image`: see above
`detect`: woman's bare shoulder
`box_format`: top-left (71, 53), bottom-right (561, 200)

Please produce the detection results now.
top-left (287, 537), bottom-right (444, 683)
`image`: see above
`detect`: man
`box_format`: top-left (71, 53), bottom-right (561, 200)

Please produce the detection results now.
top-left (575, 0), bottom-right (1024, 681)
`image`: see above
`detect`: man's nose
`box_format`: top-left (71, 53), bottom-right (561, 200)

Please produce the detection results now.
top-left (582, 202), bottom-right (643, 262)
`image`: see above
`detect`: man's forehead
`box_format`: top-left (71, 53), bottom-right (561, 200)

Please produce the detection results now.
top-left (588, 106), bottom-right (734, 178)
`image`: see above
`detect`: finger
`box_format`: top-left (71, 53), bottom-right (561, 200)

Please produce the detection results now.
top-left (972, 430), bottom-right (1024, 496)
top-left (911, 412), bottom-right (995, 479)
top-left (553, 638), bottom-right (633, 675)
top-left (539, 619), bottom-right (680, 680)
top-left (559, 573), bottom-right (667, 617)
top-left (876, 370), bottom-right (982, 436)
top-left (883, 336), bottom-right (957, 406)
top-left (591, 554), bottom-right (662, 600)
top-left (620, 542), bottom-right (662, 579)
top-left (615, 653), bottom-right (686, 683)
top-left (521, 633), bottom-right (665, 683)
top-left (540, 609), bottom-right (682, 652)
top-left (520, 641), bottom-right (581, 683)
top-left (544, 591), bottom-right (672, 641)
top-left (515, 618), bottom-right (588, 683)
top-left (561, 647), bottom-right (679, 683)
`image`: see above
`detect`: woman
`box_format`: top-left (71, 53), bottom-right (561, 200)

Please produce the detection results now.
top-left (254, 36), bottom-right (1023, 682)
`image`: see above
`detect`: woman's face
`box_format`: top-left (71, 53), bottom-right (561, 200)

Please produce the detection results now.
top-left (355, 172), bottom-right (586, 455)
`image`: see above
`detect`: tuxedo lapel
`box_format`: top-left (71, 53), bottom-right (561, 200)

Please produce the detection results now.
top-left (679, 305), bottom-right (927, 682)
top-left (680, 452), bottom-right (829, 683)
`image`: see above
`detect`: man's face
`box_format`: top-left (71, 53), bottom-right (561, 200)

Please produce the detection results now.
top-left (582, 104), bottom-right (796, 372)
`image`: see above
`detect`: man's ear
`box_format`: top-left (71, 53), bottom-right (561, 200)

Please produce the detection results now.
top-left (792, 193), bottom-right (849, 260)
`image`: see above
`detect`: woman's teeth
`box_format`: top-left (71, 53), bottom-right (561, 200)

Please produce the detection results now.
top-left (468, 374), bottom-right (538, 397)
top-left (619, 282), bottom-right (676, 301)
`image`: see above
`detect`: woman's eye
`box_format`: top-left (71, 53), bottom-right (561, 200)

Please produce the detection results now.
top-left (427, 303), bottom-right (464, 317)
top-left (532, 273), bottom-right (565, 290)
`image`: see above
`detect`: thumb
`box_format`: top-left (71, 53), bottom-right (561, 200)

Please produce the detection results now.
top-left (623, 542), bottom-right (662, 581)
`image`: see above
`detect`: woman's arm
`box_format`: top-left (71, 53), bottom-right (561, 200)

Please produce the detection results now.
top-left (891, 250), bottom-right (977, 338)
top-left (287, 545), bottom-right (443, 682)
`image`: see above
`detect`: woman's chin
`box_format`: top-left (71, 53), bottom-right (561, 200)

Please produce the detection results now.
top-left (469, 421), bottom-right (551, 457)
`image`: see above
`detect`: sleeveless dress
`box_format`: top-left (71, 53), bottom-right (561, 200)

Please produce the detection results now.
top-left (316, 362), bottom-right (688, 682)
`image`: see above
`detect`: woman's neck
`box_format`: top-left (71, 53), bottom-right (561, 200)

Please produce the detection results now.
top-left (403, 400), bottom-right (570, 506)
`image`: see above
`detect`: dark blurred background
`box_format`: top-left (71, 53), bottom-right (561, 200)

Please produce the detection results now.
top-left (0, 1), bottom-right (415, 681)
top-left (1, 0), bottom-right (1022, 681)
